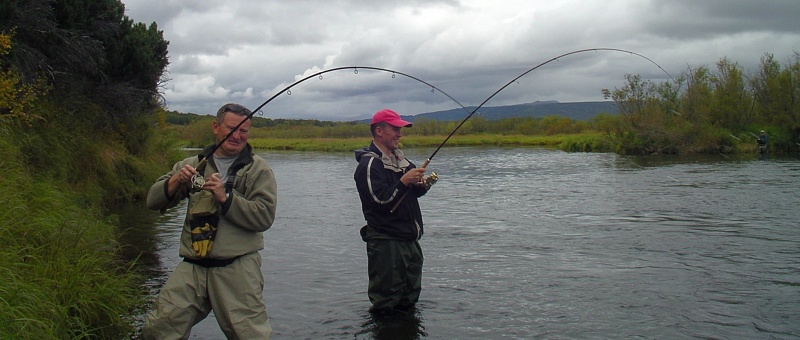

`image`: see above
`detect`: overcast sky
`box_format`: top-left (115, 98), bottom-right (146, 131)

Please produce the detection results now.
top-left (122, 0), bottom-right (800, 121)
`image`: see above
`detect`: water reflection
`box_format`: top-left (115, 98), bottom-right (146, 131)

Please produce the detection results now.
top-left (115, 200), bottom-right (185, 286)
top-left (356, 308), bottom-right (426, 340)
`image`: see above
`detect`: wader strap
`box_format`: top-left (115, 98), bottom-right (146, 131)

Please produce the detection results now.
top-left (225, 174), bottom-right (236, 193)
top-left (183, 255), bottom-right (242, 268)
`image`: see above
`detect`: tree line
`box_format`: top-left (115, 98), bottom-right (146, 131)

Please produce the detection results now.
top-left (601, 53), bottom-right (800, 154)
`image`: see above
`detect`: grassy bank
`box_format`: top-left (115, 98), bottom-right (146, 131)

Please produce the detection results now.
top-left (0, 137), bottom-right (136, 338)
top-left (246, 130), bottom-right (773, 155)
top-left (0, 106), bottom-right (180, 338)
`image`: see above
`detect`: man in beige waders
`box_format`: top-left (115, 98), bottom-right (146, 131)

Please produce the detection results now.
top-left (144, 103), bottom-right (277, 339)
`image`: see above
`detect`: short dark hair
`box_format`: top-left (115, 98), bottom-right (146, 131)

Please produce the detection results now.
top-left (215, 103), bottom-right (252, 125)
top-left (370, 121), bottom-right (388, 137)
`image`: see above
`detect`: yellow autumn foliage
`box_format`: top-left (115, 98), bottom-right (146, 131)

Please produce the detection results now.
top-left (0, 31), bottom-right (49, 126)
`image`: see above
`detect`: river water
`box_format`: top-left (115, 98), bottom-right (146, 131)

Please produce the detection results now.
top-left (123, 147), bottom-right (800, 339)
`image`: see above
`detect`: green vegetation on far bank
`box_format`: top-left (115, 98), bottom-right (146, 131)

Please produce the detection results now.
top-left (246, 133), bottom-right (586, 152)
top-left (174, 113), bottom-right (785, 155)
top-left (244, 130), bottom-right (770, 154)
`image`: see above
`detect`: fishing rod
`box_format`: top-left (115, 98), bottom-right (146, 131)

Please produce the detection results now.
top-left (184, 66), bottom-right (470, 191)
top-left (390, 47), bottom-right (675, 212)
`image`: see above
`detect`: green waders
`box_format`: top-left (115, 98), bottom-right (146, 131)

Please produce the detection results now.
top-left (365, 237), bottom-right (424, 313)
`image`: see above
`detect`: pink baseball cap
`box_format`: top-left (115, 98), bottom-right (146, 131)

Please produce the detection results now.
top-left (370, 109), bottom-right (412, 127)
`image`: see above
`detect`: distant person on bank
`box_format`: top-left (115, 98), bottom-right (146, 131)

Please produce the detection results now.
top-left (757, 130), bottom-right (768, 154)
top-left (143, 103), bottom-right (277, 339)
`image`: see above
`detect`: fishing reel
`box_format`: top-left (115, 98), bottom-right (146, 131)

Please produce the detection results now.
top-left (423, 172), bottom-right (439, 189)
top-left (190, 174), bottom-right (206, 192)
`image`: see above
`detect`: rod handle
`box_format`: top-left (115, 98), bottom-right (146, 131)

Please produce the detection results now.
top-left (389, 192), bottom-right (408, 214)
top-left (195, 158), bottom-right (208, 171)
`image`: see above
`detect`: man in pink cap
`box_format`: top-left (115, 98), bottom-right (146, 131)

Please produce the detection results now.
top-left (353, 109), bottom-right (431, 315)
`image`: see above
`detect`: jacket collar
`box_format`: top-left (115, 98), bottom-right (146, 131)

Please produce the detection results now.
top-left (369, 141), bottom-right (409, 169)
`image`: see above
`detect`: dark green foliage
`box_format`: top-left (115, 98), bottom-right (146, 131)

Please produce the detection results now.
top-left (2, 0), bottom-right (107, 84)
top-left (164, 109), bottom-right (206, 125)
top-left (107, 19), bottom-right (169, 91)
top-left (2, 0), bottom-right (169, 141)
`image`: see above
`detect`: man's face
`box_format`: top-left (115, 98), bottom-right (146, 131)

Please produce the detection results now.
top-left (375, 124), bottom-right (403, 151)
top-left (212, 112), bottom-right (250, 157)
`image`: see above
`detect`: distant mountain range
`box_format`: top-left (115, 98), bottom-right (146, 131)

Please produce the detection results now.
top-left (357, 100), bottom-right (619, 123)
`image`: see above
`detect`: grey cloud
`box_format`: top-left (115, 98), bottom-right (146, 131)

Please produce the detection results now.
top-left (646, 0), bottom-right (800, 39)
top-left (123, 0), bottom-right (800, 120)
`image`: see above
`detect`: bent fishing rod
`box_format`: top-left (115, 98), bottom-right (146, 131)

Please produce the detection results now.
top-left (390, 47), bottom-right (675, 212)
top-left (429, 48), bottom-right (673, 164)
top-left (182, 66), bottom-right (471, 191)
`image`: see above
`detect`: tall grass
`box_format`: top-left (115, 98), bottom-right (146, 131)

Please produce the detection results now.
top-left (0, 134), bottom-right (142, 338)
top-left (0, 98), bottom-right (180, 338)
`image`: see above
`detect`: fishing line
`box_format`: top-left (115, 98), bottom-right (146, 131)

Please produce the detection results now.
top-left (425, 48), bottom-right (675, 165)
top-left (390, 47), bottom-right (676, 212)
top-left (258, 66), bottom-right (470, 115)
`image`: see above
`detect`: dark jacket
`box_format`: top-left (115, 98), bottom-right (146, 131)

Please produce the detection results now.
top-left (354, 142), bottom-right (428, 241)
top-left (757, 134), bottom-right (768, 146)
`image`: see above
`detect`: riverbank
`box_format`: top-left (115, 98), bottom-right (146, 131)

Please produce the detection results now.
top-left (247, 133), bottom-right (592, 152)
top-left (171, 110), bottom-right (796, 155)
top-left (246, 132), bottom-right (764, 154)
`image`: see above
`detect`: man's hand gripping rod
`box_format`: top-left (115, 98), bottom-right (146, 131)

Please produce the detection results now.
top-left (389, 159), bottom-right (439, 213)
